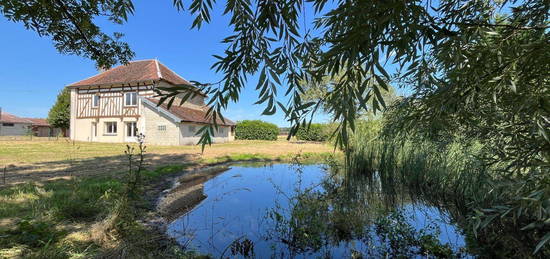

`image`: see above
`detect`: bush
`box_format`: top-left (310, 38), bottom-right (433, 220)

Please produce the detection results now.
top-left (296, 123), bottom-right (330, 142)
top-left (235, 120), bottom-right (279, 140)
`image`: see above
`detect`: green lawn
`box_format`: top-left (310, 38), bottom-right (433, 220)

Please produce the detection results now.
top-left (0, 138), bottom-right (334, 185)
top-left (0, 138), bottom-right (338, 258)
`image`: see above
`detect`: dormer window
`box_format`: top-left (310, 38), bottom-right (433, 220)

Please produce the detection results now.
top-left (125, 92), bottom-right (138, 106)
top-left (92, 95), bottom-right (100, 107)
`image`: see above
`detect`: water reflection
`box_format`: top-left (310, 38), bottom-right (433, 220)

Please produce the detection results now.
top-left (167, 163), bottom-right (470, 258)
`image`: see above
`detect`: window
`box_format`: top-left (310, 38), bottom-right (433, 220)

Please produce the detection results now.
top-left (189, 125), bottom-right (196, 133)
top-left (158, 125), bottom-right (166, 131)
top-left (125, 92), bottom-right (138, 106)
top-left (126, 122), bottom-right (137, 137)
top-left (105, 122), bottom-right (117, 135)
top-left (2, 123), bottom-right (14, 127)
top-left (92, 95), bottom-right (100, 107)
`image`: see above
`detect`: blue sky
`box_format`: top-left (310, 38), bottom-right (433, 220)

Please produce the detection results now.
top-left (0, 1), bottom-right (317, 126)
top-left (0, 1), bottom-right (410, 126)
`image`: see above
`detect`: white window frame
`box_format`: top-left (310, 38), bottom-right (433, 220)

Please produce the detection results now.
top-left (2, 123), bottom-right (14, 127)
top-left (157, 125), bottom-right (167, 132)
top-left (104, 122), bottom-right (117, 135)
top-left (92, 95), bottom-right (100, 108)
top-left (124, 92), bottom-right (138, 106)
top-left (126, 122), bottom-right (137, 137)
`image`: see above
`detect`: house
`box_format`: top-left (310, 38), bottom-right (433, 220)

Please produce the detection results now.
top-left (0, 112), bottom-right (62, 137)
top-left (67, 59), bottom-right (235, 145)
top-left (0, 112), bottom-right (32, 136)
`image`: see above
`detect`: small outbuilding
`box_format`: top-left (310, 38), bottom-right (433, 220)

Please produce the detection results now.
top-left (0, 112), bottom-right (32, 136)
top-left (0, 111), bottom-right (63, 137)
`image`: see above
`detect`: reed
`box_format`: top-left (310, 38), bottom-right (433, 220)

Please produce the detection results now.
top-left (345, 120), bottom-right (549, 256)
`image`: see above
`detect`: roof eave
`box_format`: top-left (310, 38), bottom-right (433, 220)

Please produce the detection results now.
top-left (180, 120), bottom-right (235, 126)
top-left (66, 79), bottom-right (158, 89)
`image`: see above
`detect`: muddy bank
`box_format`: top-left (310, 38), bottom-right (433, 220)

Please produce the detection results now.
top-left (156, 165), bottom-right (231, 222)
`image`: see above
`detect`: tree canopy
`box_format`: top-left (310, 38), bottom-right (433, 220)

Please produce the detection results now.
top-left (2, 0), bottom-right (548, 153)
top-left (2, 0), bottom-right (549, 253)
top-left (47, 88), bottom-right (71, 130)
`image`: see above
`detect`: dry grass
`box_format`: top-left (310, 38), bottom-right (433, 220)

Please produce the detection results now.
top-left (0, 138), bottom-right (334, 184)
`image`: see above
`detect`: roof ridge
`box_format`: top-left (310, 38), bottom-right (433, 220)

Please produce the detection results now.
top-left (67, 59), bottom-right (202, 89)
top-left (155, 59), bottom-right (162, 79)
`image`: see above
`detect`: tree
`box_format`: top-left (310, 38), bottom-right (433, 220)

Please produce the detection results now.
top-left (380, 24), bottom-right (550, 252)
top-left (47, 88), bottom-right (70, 133)
top-left (2, 1), bottom-right (547, 149)
top-left (300, 72), bottom-right (400, 120)
top-left (0, 0), bottom-right (135, 69)
top-left (2, 0), bottom-right (549, 252)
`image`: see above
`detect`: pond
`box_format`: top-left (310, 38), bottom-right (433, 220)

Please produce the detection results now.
top-left (166, 163), bottom-right (473, 258)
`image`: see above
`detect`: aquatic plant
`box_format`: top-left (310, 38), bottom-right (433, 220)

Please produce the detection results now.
top-left (346, 119), bottom-right (550, 257)
top-left (264, 163), bottom-right (466, 258)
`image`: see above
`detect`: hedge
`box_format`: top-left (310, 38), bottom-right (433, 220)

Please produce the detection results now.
top-left (296, 123), bottom-right (331, 142)
top-left (235, 120), bottom-right (279, 140)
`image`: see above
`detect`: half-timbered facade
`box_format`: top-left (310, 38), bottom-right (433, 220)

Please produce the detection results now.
top-left (68, 60), bottom-right (235, 145)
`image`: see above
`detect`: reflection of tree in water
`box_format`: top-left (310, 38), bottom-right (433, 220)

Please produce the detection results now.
top-left (166, 163), bottom-right (544, 258)
top-left (349, 165), bottom-right (549, 259)
top-left (263, 164), bottom-right (466, 258)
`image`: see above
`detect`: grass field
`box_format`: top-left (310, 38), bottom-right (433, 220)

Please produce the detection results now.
top-left (0, 137), bottom-right (334, 185)
top-left (0, 137), bottom-right (337, 258)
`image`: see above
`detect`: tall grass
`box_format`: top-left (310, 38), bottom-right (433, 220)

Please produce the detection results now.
top-left (0, 164), bottom-right (197, 258)
top-left (348, 124), bottom-right (488, 208)
top-left (346, 120), bottom-right (549, 257)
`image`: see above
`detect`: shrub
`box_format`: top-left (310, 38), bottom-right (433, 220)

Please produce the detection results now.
top-left (296, 123), bottom-right (330, 142)
top-left (235, 120), bottom-right (279, 140)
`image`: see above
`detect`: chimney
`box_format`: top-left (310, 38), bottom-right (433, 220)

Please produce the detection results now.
top-left (96, 65), bottom-right (107, 73)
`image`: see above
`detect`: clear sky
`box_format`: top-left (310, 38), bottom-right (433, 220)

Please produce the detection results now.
top-left (0, 1), bottom-right (332, 126)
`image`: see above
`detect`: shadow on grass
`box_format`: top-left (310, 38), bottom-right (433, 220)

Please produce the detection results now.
top-left (0, 160), bottom-right (200, 258)
top-left (1, 152), bottom-right (199, 185)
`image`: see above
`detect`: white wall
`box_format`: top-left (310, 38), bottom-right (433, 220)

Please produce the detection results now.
top-left (70, 89), bottom-right (77, 139)
top-left (142, 101), bottom-right (181, 145)
top-left (69, 83), bottom-right (233, 145)
top-left (71, 117), bottom-right (139, 143)
top-left (179, 123), bottom-right (233, 145)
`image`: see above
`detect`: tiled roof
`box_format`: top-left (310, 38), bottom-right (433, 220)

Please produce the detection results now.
top-left (146, 98), bottom-right (236, 126)
top-left (0, 112), bottom-right (52, 126)
top-left (67, 59), bottom-right (194, 88)
top-left (0, 112), bottom-right (33, 124)
top-left (24, 118), bottom-right (50, 127)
